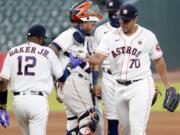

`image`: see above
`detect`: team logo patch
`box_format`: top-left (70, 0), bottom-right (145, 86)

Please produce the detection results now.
top-left (109, 2), bottom-right (113, 7)
top-left (156, 44), bottom-right (161, 51)
top-left (123, 9), bottom-right (128, 15)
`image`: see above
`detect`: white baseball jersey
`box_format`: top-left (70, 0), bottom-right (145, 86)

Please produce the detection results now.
top-left (0, 42), bottom-right (63, 94)
top-left (94, 21), bottom-right (118, 69)
top-left (54, 28), bottom-right (98, 134)
top-left (53, 27), bottom-right (89, 69)
top-left (96, 25), bottom-right (163, 81)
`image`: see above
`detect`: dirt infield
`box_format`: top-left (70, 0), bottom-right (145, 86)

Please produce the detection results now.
top-left (0, 112), bottom-right (180, 135)
top-left (0, 70), bottom-right (179, 134)
top-left (152, 69), bottom-right (180, 82)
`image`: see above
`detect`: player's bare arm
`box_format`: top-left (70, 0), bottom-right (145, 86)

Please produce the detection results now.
top-left (0, 77), bottom-right (8, 92)
top-left (0, 77), bottom-right (9, 109)
top-left (91, 64), bottom-right (102, 97)
top-left (84, 52), bottom-right (107, 65)
top-left (154, 57), bottom-right (180, 112)
top-left (153, 56), bottom-right (171, 89)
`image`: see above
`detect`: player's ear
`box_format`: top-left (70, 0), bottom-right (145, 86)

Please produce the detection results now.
top-left (39, 37), bottom-right (44, 45)
top-left (134, 17), bottom-right (138, 23)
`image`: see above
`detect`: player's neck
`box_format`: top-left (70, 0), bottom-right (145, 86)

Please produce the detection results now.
top-left (125, 25), bottom-right (138, 36)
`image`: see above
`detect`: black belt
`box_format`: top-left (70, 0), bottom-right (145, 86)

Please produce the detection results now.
top-left (116, 79), bottom-right (142, 86)
top-left (102, 68), bottom-right (112, 75)
top-left (13, 91), bottom-right (44, 96)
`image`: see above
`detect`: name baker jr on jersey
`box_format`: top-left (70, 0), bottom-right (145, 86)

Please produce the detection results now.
top-left (9, 46), bottom-right (49, 58)
top-left (111, 46), bottom-right (142, 58)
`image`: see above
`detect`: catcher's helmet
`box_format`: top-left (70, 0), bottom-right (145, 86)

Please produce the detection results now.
top-left (70, 0), bottom-right (103, 22)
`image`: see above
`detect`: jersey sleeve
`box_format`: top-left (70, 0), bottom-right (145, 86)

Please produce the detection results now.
top-left (49, 49), bottom-right (63, 80)
top-left (52, 29), bottom-right (74, 52)
top-left (0, 53), bottom-right (12, 80)
top-left (149, 33), bottom-right (163, 60)
top-left (85, 36), bottom-right (97, 54)
top-left (95, 34), bottom-right (110, 57)
top-left (94, 28), bottom-right (101, 48)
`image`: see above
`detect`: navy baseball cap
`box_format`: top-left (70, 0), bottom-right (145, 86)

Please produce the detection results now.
top-left (106, 0), bottom-right (122, 11)
top-left (120, 4), bottom-right (138, 21)
top-left (27, 24), bottom-right (47, 38)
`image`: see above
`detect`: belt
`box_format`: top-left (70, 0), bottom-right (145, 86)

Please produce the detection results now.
top-left (13, 91), bottom-right (44, 96)
top-left (102, 68), bottom-right (112, 75)
top-left (116, 79), bottom-right (142, 86)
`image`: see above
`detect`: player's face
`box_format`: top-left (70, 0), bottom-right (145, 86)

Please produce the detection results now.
top-left (81, 21), bottom-right (96, 35)
top-left (120, 18), bottom-right (137, 34)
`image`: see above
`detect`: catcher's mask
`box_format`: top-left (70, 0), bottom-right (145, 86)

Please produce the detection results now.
top-left (69, 0), bottom-right (103, 22)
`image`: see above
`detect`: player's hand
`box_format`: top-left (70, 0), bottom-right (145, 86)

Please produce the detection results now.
top-left (54, 81), bottom-right (64, 103)
top-left (0, 109), bottom-right (10, 128)
top-left (76, 51), bottom-right (89, 62)
top-left (93, 84), bottom-right (102, 98)
top-left (54, 81), bottom-right (64, 91)
top-left (56, 94), bottom-right (64, 103)
top-left (69, 54), bottom-right (83, 68)
top-left (151, 86), bottom-right (162, 106)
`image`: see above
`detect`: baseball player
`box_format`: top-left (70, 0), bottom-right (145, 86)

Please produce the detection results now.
top-left (48, 1), bottom-right (103, 134)
top-left (79, 4), bottom-right (176, 135)
top-left (0, 24), bottom-right (81, 135)
top-left (93, 0), bottom-right (122, 134)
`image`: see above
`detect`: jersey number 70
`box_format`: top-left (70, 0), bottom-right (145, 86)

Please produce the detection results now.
top-left (129, 59), bottom-right (140, 68)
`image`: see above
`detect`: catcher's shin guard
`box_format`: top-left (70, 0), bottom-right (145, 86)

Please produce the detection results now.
top-left (66, 126), bottom-right (79, 135)
top-left (66, 116), bottom-right (79, 135)
top-left (78, 108), bottom-right (100, 135)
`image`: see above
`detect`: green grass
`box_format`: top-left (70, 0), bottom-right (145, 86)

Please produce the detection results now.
top-left (6, 81), bottom-right (180, 112)
top-left (7, 90), bottom-right (65, 111)
top-left (151, 81), bottom-right (180, 112)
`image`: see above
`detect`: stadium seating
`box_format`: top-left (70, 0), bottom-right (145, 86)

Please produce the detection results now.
top-left (0, 0), bottom-right (82, 51)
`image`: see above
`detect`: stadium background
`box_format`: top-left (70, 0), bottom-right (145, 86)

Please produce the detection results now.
top-left (0, 0), bottom-right (179, 135)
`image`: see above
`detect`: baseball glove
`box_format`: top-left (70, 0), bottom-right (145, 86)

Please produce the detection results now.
top-left (151, 86), bottom-right (162, 106)
top-left (163, 87), bottom-right (180, 112)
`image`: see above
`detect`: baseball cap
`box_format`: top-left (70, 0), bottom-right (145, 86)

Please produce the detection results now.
top-left (119, 4), bottom-right (138, 21)
top-left (27, 24), bottom-right (47, 38)
top-left (106, 0), bottom-right (122, 11)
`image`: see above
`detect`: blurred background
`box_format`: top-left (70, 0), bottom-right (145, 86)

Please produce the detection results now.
top-left (0, 1), bottom-right (179, 135)
top-left (0, 0), bottom-right (179, 69)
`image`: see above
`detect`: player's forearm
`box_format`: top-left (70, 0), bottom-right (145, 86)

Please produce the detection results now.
top-left (86, 53), bottom-right (105, 65)
top-left (153, 57), bottom-right (170, 89)
top-left (48, 42), bottom-right (64, 57)
top-left (58, 64), bottom-right (72, 83)
top-left (91, 64), bottom-right (102, 85)
top-left (0, 78), bottom-right (8, 110)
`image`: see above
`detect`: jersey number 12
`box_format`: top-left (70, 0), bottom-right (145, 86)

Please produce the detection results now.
top-left (17, 56), bottom-right (36, 76)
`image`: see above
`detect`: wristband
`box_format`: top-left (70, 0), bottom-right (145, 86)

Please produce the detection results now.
top-left (0, 91), bottom-right (8, 106)
top-left (92, 71), bottom-right (99, 85)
